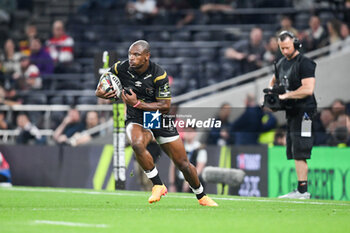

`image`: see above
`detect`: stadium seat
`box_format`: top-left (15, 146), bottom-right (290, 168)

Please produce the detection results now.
top-left (221, 61), bottom-right (240, 79)
top-left (84, 30), bottom-right (100, 42)
top-left (176, 48), bottom-right (197, 57)
top-left (171, 31), bottom-right (191, 41)
top-left (56, 80), bottom-right (82, 90)
top-left (76, 96), bottom-right (97, 105)
top-left (146, 31), bottom-right (171, 42)
top-left (295, 13), bottom-right (311, 30)
top-left (198, 48), bottom-right (217, 61)
top-left (161, 47), bottom-right (177, 57)
top-left (193, 31), bottom-right (212, 41)
top-left (65, 96), bottom-right (76, 105)
top-left (162, 64), bottom-right (178, 77)
top-left (25, 94), bottom-right (47, 105)
top-left (180, 63), bottom-right (198, 75)
top-left (83, 80), bottom-right (97, 90)
top-left (49, 96), bottom-right (64, 105)
top-left (120, 30), bottom-right (144, 42)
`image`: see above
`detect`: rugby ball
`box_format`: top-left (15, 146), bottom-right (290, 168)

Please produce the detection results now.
top-left (99, 72), bottom-right (123, 98)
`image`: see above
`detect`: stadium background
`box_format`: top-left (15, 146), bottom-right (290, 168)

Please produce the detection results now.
top-left (0, 0), bottom-right (350, 200)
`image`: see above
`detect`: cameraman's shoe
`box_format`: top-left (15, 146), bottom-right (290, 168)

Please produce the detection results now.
top-left (278, 190), bottom-right (311, 199)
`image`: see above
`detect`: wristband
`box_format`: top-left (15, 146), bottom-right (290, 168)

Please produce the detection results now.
top-left (133, 100), bottom-right (141, 108)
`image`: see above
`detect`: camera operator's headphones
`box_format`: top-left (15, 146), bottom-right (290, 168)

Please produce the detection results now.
top-left (278, 30), bottom-right (302, 50)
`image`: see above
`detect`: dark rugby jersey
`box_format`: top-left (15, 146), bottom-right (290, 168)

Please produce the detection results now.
top-left (109, 60), bottom-right (171, 120)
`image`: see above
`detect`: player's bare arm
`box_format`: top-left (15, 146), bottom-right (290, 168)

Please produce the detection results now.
top-left (95, 82), bottom-right (117, 99)
top-left (279, 77), bottom-right (315, 100)
top-left (121, 89), bottom-right (170, 113)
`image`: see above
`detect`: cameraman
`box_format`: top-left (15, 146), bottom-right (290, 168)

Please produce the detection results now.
top-left (267, 31), bottom-right (317, 199)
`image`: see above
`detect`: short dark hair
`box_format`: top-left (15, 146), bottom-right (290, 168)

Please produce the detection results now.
top-left (278, 31), bottom-right (295, 42)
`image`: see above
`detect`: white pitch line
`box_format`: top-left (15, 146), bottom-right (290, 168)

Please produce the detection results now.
top-left (34, 220), bottom-right (108, 228)
top-left (3, 187), bottom-right (350, 206)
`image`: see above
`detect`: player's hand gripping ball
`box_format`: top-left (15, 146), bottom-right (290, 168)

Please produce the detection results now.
top-left (99, 72), bottom-right (123, 99)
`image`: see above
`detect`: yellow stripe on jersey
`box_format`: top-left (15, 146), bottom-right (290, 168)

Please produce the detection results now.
top-left (153, 71), bottom-right (167, 83)
top-left (114, 61), bottom-right (121, 74)
top-left (156, 97), bottom-right (172, 100)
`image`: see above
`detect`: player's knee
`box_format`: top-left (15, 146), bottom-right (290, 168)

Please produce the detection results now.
top-left (131, 140), bottom-right (146, 154)
top-left (175, 159), bottom-right (190, 172)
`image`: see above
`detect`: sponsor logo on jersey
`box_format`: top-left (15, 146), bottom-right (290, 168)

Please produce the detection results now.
top-left (135, 81), bottom-right (142, 87)
top-left (158, 83), bottom-right (171, 98)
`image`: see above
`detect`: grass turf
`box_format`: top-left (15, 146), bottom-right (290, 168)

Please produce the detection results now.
top-left (1, 186), bottom-right (349, 233)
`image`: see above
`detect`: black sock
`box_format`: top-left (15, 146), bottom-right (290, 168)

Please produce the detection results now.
top-left (298, 181), bottom-right (308, 193)
top-left (145, 167), bottom-right (163, 186)
top-left (196, 193), bottom-right (206, 200)
top-left (150, 174), bottom-right (163, 186)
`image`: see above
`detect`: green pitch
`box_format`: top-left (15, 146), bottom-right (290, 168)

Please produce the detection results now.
top-left (1, 187), bottom-right (349, 233)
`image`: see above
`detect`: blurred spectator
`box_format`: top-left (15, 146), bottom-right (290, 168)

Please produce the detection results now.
top-left (157, 0), bottom-right (199, 27)
top-left (300, 15), bottom-right (328, 52)
top-left (263, 36), bottom-right (283, 65)
top-left (0, 60), bottom-right (5, 86)
top-left (1, 39), bottom-right (21, 75)
top-left (277, 15), bottom-right (299, 37)
top-left (0, 151), bottom-right (12, 186)
top-left (258, 111), bottom-right (278, 145)
top-left (67, 111), bottom-right (100, 146)
top-left (327, 114), bottom-right (349, 146)
top-left (53, 107), bottom-right (85, 144)
top-left (313, 108), bottom-right (334, 145)
top-left (229, 94), bottom-right (266, 145)
top-left (330, 127), bottom-right (349, 147)
top-left (327, 19), bottom-right (343, 54)
top-left (340, 22), bottom-right (350, 52)
top-left (273, 127), bottom-right (287, 146)
top-left (225, 27), bottom-right (265, 74)
top-left (18, 22), bottom-right (37, 56)
top-left (169, 127), bottom-right (207, 193)
top-left (206, 102), bottom-right (231, 146)
top-left (15, 112), bottom-right (45, 144)
top-left (12, 55), bottom-right (42, 90)
top-left (46, 20), bottom-right (74, 70)
top-left (331, 99), bottom-right (346, 119)
top-left (0, 111), bottom-right (8, 129)
top-left (126, 0), bottom-right (158, 24)
top-left (346, 114), bottom-right (350, 145)
top-left (341, 23), bottom-right (350, 39)
top-left (0, 84), bottom-right (21, 106)
top-left (29, 37), bottom-right (54, 75)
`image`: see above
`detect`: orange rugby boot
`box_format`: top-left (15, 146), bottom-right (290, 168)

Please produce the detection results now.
top-left (148, 185), bottom-right (168, 204)
top-left (198, 196), bottom-right (218, 207)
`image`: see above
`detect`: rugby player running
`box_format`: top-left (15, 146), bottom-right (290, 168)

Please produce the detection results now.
top-left (95, 40), bottom-right (218, 206)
